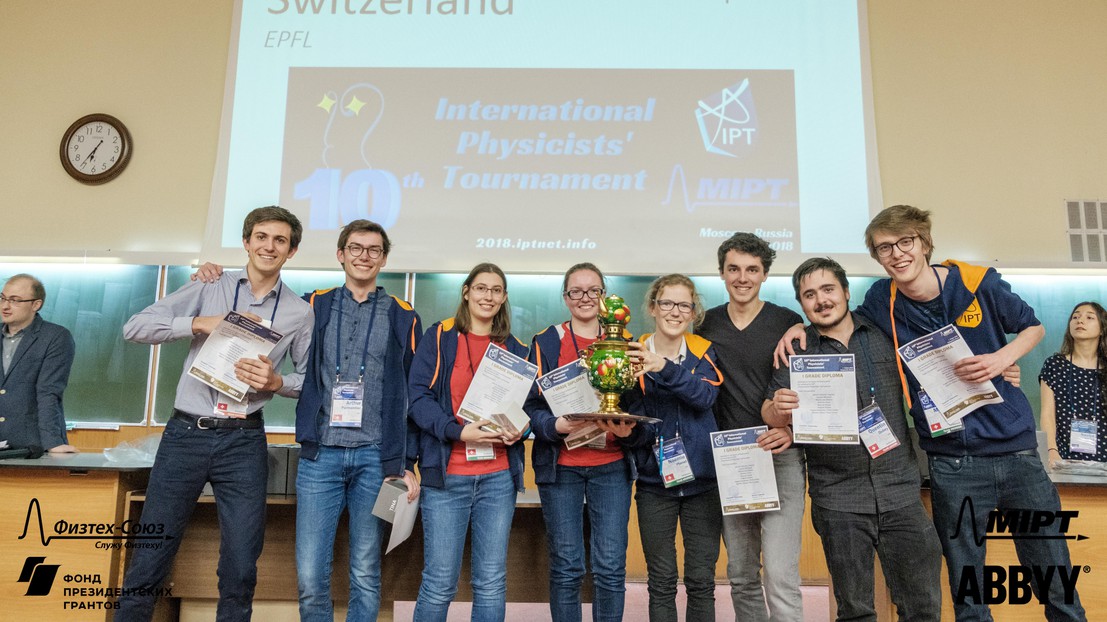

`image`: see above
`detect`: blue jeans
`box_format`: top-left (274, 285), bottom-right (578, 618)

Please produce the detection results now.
top-left (720, 447), bottom-right (806, 622)
top-left (414, 469), bottom-right (516, 622)
top-left (635, 486), bottom-right (722, 622)
top-left (537, 459), bottom-right (632, 622)
top-left (296, 444), bottom-right (385, 622)
top-left (811, 502), bottom-right (942, 622)
top-left (117, 416), bottom-right (269, 622)
top-left (929, 452), bottom-right (1086, 622)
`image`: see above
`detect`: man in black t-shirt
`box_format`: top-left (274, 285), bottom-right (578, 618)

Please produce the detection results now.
top-left (698, 232), bottom-right (805, 622)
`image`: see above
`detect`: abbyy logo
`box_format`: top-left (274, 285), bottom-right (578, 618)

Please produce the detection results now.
top-left (695, 78), bottom-right (757, 157)
top-left (949, 497), bottom-right (1088, 606)
top-left (17, 557), bottom-right (60, 596)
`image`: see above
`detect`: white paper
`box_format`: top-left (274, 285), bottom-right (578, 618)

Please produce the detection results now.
top-left (789, 354), bottom-right (859, 444)
top-left (457, 344), bottom-right (539, 436)
top-left (897, 325), bottom-right (1004, 422)
top-left (371, 480), bottom-right (420, 554)
top-left (535, 359), bottom-right (606, 449)
top-left (188, 312), bottom-right (283, 402)
top-left (710, 426), bottom-right (780, 515)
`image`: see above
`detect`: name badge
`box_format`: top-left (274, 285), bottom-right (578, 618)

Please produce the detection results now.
top-left (214, 395), bottom-right (249, 419)
top-left (465, 442), bottom-right (496, 461)
top-left (858, 404), bottom-right (900, 459)
top-left (918, 389), bottom-right (963, 437)
top-left (330, 381), bottom-right (364, 427)
top-left (656, 435), bottom-right (695, 488)
top-left (1070, 419), bottom-right (1098, 455)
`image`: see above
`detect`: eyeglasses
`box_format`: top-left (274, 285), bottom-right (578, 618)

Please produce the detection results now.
top-left (874, 235), bottom-right (919, 259)
top-left (344, 244), bottom-right (384, 259)
top-left (654, 299), bottom-right (695, 314)
top-left (564, 287), bottom-right (605, 300)
top-left (469, 284), bottom-right (506, 300)
top-left (0, 295), bottom-right (40, 306)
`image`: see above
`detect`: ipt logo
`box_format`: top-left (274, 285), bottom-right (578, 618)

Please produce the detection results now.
top-left (17, 557), bottom-right (60, 596)
top-left (949, 497), bottom-right (1089, 607)
top-left (695, 78), bottom-right (758, 157)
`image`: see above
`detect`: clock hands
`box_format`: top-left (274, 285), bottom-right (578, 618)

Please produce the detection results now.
top-left (81, 140), bottom-right (104, 169)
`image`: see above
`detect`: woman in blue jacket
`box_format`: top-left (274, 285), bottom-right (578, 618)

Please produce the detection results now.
top-left (624, 274), bottom-right (723, 622)
top-left (524, 262), bottom-right (644, 622)
top-left (408, 263), bottom-right (529, 622)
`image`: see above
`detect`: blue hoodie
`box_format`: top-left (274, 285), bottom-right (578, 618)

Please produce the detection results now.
top-left (295, 287), bottom-right (422, 476)
top-left (857, 260), bottom-right (1040, 457)
top-left (623, 333), bottom-right (723, 496)
top-left (408, 318), bottom-right (529, 490)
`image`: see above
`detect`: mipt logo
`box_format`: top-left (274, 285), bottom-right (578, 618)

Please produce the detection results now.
top-left (17, 557), bottom-right (60, 596)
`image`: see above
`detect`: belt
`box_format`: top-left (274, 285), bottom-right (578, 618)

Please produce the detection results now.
top-left (172, 409), bottom-right (264, 430)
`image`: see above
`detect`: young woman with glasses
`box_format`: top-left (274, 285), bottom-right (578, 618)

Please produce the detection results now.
top-left (524, 262), bottom-right (645, 622)
top-left (623, 274), bottom-right (723, 622)
top-left (408, 262), bottom-right (529, 621)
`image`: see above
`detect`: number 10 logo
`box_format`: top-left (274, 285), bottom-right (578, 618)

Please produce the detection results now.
top-left (295, 168), bottom-right (402, 230)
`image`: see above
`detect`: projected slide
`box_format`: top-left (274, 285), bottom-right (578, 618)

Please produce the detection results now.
top-left (208, 1), bottom-right (878, 273)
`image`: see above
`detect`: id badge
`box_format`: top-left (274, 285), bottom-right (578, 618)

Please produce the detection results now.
top-left (214, 396), bottom-right (249, 419)
top-left (858, 404), bottom-right (901, 458)
top-left (918, 390), bottom-right (962, 437)
top-left (465, 442), bottom-right (496, 461)
top-left (1070, 419), bottom-right (1098, 455)
top-left (656, 436), bottom-right (695, 488)
top-left (330, 381), bottom-right (364, 427)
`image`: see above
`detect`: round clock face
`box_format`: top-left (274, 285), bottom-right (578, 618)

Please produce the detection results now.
top-left (60, 114), bottom-right (132, 184)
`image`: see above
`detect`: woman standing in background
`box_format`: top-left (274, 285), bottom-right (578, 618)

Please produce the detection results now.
top-left (1040, 301), bottom-right (1107, 468)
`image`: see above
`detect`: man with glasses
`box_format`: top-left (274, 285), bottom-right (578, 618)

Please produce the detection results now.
top-left (697, 233), bottom-right (807, 621)
top-left (857, 205), bottom-right (1083, 620)
top-left (0, 274), bottom-right (77, 453)
top-left (295, 219), bottom-right (422, 621)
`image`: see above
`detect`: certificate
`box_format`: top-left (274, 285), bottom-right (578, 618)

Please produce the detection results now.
top-left (457, 344), bottom-right (539, 436)
top-left (789, 354), bottom-right (859, 444)
top-left (710, 426), bottom-right (780, 515)
top-left (897, 325), bottom-right (1003, 421)
top-left (536, 359), bottom-right (606, 449)
top-left (188, 312), bottom-right (283, 401)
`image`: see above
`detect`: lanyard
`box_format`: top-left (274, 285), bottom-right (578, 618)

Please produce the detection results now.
top-left (567, 320), bottom-right (600, 357)
top-left (888, 265), bottom-right (944, 409)
top-left (232, 279), bottom-right (282, 324)
top-left (335, 287), bottom-right (380, 383)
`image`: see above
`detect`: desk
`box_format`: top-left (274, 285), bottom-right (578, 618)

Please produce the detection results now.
top-left (0, 453), bottom-right (150, 622)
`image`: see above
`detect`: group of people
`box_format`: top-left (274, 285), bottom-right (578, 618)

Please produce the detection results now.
top-left (3, 202), bottom-right (1101, 622)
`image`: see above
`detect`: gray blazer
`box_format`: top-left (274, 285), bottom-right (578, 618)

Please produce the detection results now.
top-left (0, 314), bottom-right (75, 450)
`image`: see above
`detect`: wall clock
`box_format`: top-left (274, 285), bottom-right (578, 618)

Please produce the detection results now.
top-left (59, 113), bottom-right (132, 184)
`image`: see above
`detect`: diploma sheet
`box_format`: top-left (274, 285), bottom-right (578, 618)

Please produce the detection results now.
top-left (789, 354), bottom-right (859, 444)
top-left (897, 325), bottom-right (1003, 421)
top-left (457, 344), bottom-right (539, 436)
top-left (710, 426), bottom-right (780, 515)
top-left (188, 312), bottom-right (283, 402)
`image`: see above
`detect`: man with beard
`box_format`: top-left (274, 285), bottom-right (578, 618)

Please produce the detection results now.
top-left (764, 257), bottom-right (942, 621)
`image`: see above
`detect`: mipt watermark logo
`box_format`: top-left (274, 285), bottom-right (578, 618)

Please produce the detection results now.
top-left (949, 497), bottom-right (1089, 606)
top-left (17, 557), bottom-right (60, 596)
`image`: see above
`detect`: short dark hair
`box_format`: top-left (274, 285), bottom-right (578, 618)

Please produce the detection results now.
top-left (338, 219), bottom-right (391, 255)
top-left (561, 262), bottom-right (606, 294)
top-left (242, 206), bottom-right (303, 250)
top-left (717, 232), bottom-right (775, 274)
top-left (7, 273), bottom-right (46, 304)
top-left (791, 257), bottom-right (849, 302)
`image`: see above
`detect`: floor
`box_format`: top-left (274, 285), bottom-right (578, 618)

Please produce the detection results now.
top-left (389, 583), bottom-right (832, 621)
